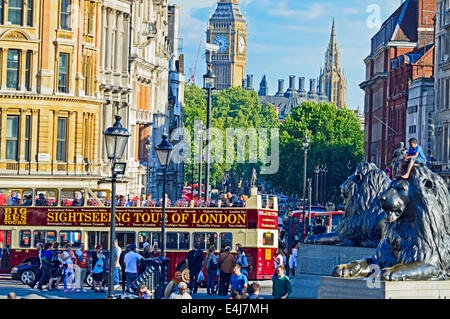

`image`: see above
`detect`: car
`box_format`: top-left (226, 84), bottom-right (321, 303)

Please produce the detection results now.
top-left (11, 258), bottom-right (94, 287)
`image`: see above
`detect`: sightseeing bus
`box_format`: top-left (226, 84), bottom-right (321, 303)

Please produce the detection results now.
top-left (0, 187), bottom-right (278, 282)
top-left (286, 208), bottom-right (344, 239)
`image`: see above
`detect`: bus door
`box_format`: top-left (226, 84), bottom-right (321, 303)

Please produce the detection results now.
top-left (0, 230), bottom-right (11, 273)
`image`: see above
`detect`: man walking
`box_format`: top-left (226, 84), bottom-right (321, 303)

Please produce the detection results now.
top-left (74, 243), bottom-right (89, 292)
top-left (113, 239), bottom-right (122, 290)
top-left (218, 246), bottom-right (234, 296)
top-left (124, 244), bottom-right (144, 291)
top-left (185, 243), bottom-right (203, 294)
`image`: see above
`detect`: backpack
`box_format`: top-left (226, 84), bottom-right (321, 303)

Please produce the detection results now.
top-left (207, 255), bottom-right (218, 271)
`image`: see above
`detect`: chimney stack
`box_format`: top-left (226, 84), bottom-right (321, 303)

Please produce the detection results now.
top-left (276, 79), bottom-right (284, 96)
top-left (246, 74), bottom-right (253, 90)
top-left (309, 78), bottom-right (317, 94)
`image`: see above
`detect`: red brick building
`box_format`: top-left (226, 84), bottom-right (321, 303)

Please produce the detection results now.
top-left (387, 44), bottom-right (435, 164)
top-left (360, 0), bottom-right (436, 169)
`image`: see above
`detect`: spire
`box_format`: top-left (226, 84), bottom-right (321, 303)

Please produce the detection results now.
top-left (330, 17), bottom-right (336, 46)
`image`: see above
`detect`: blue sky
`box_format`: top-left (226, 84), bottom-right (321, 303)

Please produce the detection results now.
top-left (171, 0), bottom-right (403, 110)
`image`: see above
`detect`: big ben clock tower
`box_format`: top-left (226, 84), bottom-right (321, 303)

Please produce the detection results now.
top-left (207, 0), bottom-right (248, 90)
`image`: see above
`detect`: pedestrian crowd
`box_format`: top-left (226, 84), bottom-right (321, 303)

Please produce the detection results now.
top-left (163, 242), bottom-right (291, 299)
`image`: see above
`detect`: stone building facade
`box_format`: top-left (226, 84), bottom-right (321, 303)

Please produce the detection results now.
top-left (434, 0), bottom-right (450, 184)
top-left (0, 0), bottom-right (102, 189)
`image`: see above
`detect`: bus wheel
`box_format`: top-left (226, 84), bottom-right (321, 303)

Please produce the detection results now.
top-left (21, 270), bottom-right (35, 285)
top-left (86, 273), bottom-right (93, 287)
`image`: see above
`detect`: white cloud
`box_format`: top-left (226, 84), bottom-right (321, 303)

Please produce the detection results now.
top-left (269, 1), bottom-right (325, 19)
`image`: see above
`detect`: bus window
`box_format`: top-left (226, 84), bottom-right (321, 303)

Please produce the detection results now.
top-left (0, 189), bottom-right (7, 205)
top-left (193, 233), bottom-right (206, 250)
top-left (138, 232), bottom-right (160, 249)
top-left (193, 232), bottom-right (218, 250)
top-left (262, 232), bottom-right (274, 246)
top-left (166, 233), bottom-right (178, 250)
top-left (219, 233), bottom-right (232, 250)
top-left (35, 190), bottom-right (57, 206)
top-left (5, 189), bottom-right (22, 206)
top-left (59, 231), bottom-right (82, 248)
top-left (20, 230), bottom-right (32, 248)
top-left (34, 230), bottom-right (58, 245)
top-left (47, 231), bottom-right (57, 243)
top-left (166, 232), bottom-right (190, 250)
top-left (22, 190), bottom-right (33, 206)
top-left (331, 213), bottom-right (343, 232)
top-left (88, 190), bottom-right (110, 207)
top-left (88, 231), bottom-right (108, 250)
top-left (117, 232), bottom-right (136, 248)
top-left (61, 189), bottom-right (85, 207)
top-left (33, 230), bottom-right (46, 246)
top-left (179, 233), bottom-right (190, 250)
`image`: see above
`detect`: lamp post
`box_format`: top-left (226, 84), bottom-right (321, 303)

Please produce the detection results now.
top-left (196, 122), bottom-right (204, 201)
top-left (145, 136), bottom-right (152, 198)
top-left (307, 178), bottom-right (312, 227)
top-left (203, 58), bottom-right (216, 202)
top-left (103, 115), bottom-right (130, 299)
top-left (301, 134), bottom-right (310, 237)
top-left (313, 166), bottom-right (320, 205)
top-left (323, 165), bottom-right (328, 205)
top-left (155, 129), bottom-right (173, 294)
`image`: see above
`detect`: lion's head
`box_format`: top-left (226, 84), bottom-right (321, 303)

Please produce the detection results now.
top-left (337, 162), bottom-right (391, 247)
top-left (376, 165), bottom-right (450, 279)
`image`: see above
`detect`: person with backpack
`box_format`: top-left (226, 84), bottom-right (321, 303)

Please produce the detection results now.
top-left (48, 242), bottom-right (63, 290)
top-left (185, 242), bottom-right (204, 294)
top-left (119, 244), bottom-right (131, 292)
top-left (36, 242), bottom-right (52, 290)
top-left (91, 244), bottom-right (106, 293)
top-left (218, 246), bottom-right (235, 296)
top-left (60, 243), bottom-right (76, 293)
top-left (235, 245), bottom-right (250, 277)
top-left (74, 243), bottom-right (89, 292)
top-left (205, 245), bottom-right (218, 295)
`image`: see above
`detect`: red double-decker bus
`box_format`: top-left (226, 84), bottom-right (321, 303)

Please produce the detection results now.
top-left (0, 187), bottom-right (279, 282)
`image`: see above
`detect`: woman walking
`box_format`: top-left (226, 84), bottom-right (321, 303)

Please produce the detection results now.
top-left (205, 245), bottom-right (218, 295)
top-left (91, 244), bottom-right (106, 293)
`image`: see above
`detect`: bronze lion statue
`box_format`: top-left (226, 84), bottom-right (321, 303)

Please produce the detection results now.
top-left (305, 162), bottom-right (390, 247)
top-left (333, 165), bottom-right (450, 280)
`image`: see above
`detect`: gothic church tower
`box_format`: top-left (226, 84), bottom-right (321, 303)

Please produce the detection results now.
top-left (320, 18), bottom-right (347, 108)
top-left (207, 0), bottom-right (248, 90)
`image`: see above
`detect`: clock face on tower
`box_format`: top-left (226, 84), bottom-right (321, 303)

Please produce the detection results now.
top-left (213, 35), bottom-right (229, 53)
top-left (239, 35), bottom-right (246, 54)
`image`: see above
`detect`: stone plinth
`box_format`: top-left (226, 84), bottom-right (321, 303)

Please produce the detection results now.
top-left (318, 276), bottom-right (450, 299)
top-left (290, 244), bottom-right (375, 299)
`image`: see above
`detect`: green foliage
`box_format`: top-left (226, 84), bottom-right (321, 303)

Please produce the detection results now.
top-left (264, 101), bottom-right (364, 203)
top-left (183, 84), bottom-right (279, 190)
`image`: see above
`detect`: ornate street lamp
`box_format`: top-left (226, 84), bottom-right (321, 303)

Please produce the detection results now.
top-left (103, 115), bottom-right (130, 299)
top-left (155, 129), bottom-right (173, 295)
top-left (203, 63), bottom-right (216, 202)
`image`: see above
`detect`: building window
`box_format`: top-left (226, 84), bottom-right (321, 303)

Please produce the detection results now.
top-left (58, 53), bottom-right (69, 93)
top-left (60, 0), bottom-right (71, 30)
top-left (25, 51), bottom-right (32, 91)
top-left (409, 125), bottom-right (417, 134)
top-left (27, 0), bottom-right (33, 26)
top-left (8, 0), bottom-right (23, 25)
top-left (6, 116), bottom-right (19, 160)
top-left (25, 115), bottom-right (30, 162)
top-left (84, 55), bottom-right (90, 96)
top-left (0, 1), bottom-right (4, 24)
top-left (56, 117), bottom-right (67, 162)
top-left (7, 49), bottom-right (20, 90)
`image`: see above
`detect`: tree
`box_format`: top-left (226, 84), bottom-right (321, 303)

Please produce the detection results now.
top-left (264, 101), bottom-right (364, 203)
top-left (182, 84), bottom-right (279, 194)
